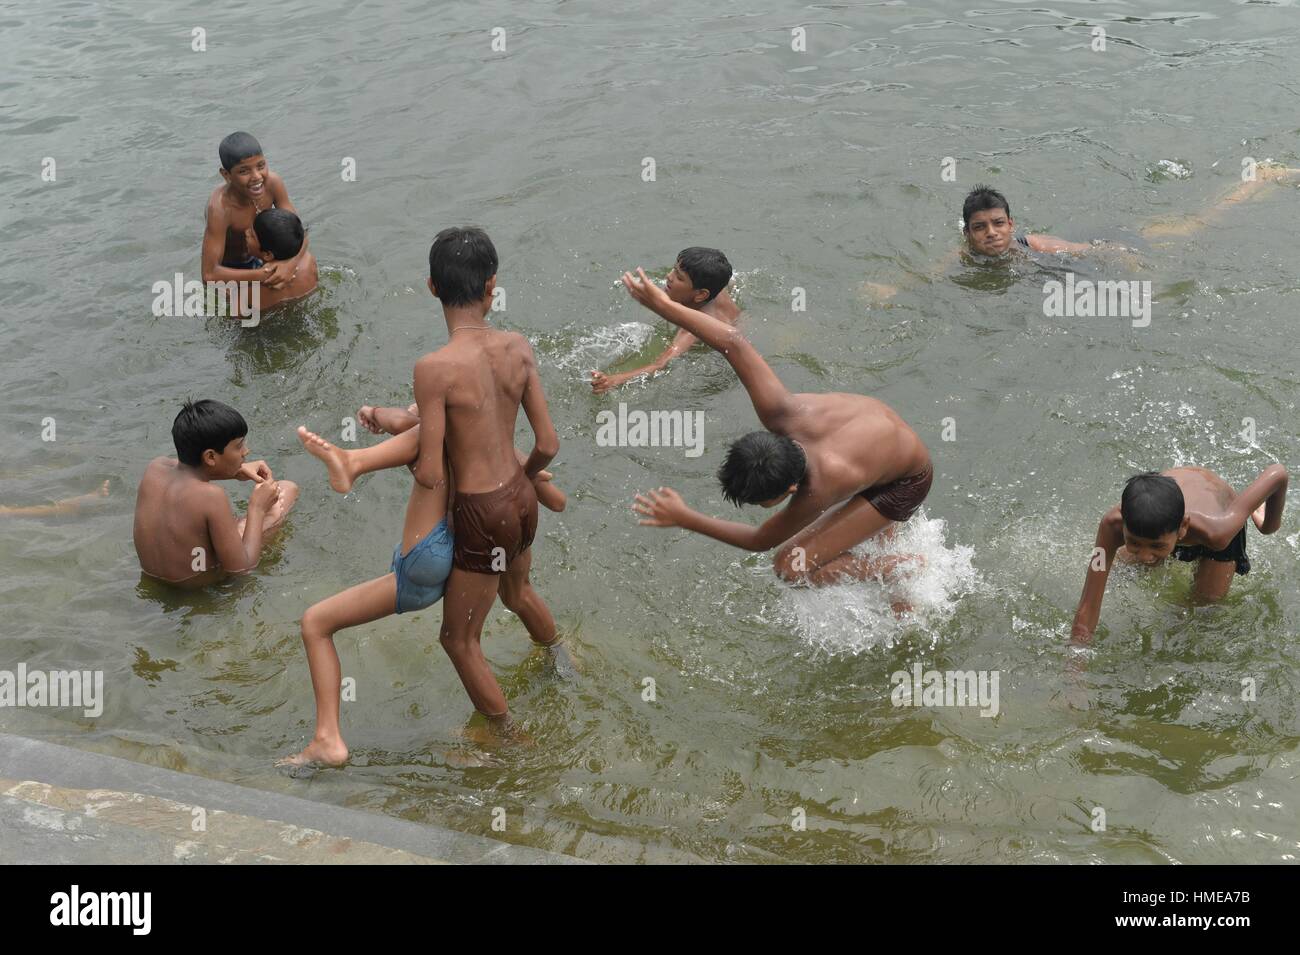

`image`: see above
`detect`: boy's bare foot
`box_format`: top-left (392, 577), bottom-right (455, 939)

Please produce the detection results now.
top-left (297, 426), bottom-right (356, 493)
top-left (538, 636), bottom-right (580, 679)
top-left (96, 480), bottom-right (110, 497)
top-left (277, 736), bottom-right (349, 768)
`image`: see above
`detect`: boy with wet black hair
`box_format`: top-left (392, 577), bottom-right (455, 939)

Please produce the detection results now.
top-left (133, 399), bottom-right (297, 587)
top-left (201, 131), bottom-right (310, 293)
top-left (249, 208), bottom-right (318, 311)
top-left (1071, 464), bottom-right (1288, 641)
top-left (622, 268), bottom-right (931, 591)
top-left (591, 246), bottom-right (740, 393)
top-left (961, 185), bottom-right (1091, 256)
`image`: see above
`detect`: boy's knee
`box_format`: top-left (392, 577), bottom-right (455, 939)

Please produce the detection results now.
top-left (773, 547), bottom-right (805, 583)
top-left (301, 604), bottom-right (327, 638)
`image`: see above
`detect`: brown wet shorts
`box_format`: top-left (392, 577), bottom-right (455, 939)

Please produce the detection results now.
top-left (451, 468), bottom-right (538, 574)
top-left (859, 462), bottom-right (933, 522)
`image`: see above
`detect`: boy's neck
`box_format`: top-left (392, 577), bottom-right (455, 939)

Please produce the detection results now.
top-left (177, 462), bottom-right (214, 483)
top-left (443, 301), bottom-right (492, 332)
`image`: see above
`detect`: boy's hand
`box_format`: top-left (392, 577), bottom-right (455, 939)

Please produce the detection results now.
top-left (633, 487), bottom-right (690, 527)
top-left (590, 370), bottom-right (628, 394)
top-left (250, 478), bottom-right (281, 514)
top-left (357, 405), bottom-right (383, 434)
top-left (261, 260), bottom-right (296, 290)
top-left (1252, 503), bottom-right (1267, 531)
top-left (237, 460), bottom-right (272, 482)
top-left (621, 268), bottom-right (669, 312)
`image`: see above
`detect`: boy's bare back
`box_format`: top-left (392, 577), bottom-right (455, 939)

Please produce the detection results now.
top-left (133, 458), bottom-right (226, 585)
top-left (416, 330), bottom-right (541, 492)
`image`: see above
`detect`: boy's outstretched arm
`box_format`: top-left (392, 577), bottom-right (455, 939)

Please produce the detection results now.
top-left (1070, 509), bottom-right (1123, 643)
top-left (411, 357), bottom-right (449, 491)
top-left (591, 328), bottom-right (699, 393)
top-left (1217, 463), bottom-right (1288, 543)
top-left (633, 486), bottom-right (823, 551)
top-left (622, 268), bottom-right (793, 428)
top-left (519, 339), bottom-right (559, 479)
top-left (1024, 234), bottom-right (1093, 255)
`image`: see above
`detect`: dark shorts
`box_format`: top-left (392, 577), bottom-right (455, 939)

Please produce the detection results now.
top-left (1175, 525), bottom-right (1250, 576)
top-left (860, 462), bottom-right (933, 523)
top-left (222, 256), bottom-right (264, 270)
top-left (451, 469), bottom-right (538, 574)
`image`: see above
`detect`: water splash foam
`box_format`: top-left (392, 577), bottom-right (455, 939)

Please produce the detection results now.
top-left (775, 513), bottom-right (978, 656)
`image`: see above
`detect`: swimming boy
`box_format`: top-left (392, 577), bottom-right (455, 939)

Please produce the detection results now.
top-left (201, 132), bottom-right (309, 294)
top-left (133, 399), bottom-right (298, 588)
top-left (591, 247), bottom-right (740, 394)
top-left (622, 268), bottom-right (931, 588)
top-left (863, 185), bottom-right (1106, 300)
top-left (282, 403), bottom-right (565, 765)
top-left (1070, 465), bottom-right (1288, 642)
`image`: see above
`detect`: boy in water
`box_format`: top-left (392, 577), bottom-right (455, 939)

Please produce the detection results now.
top-left (201, 132), bottom-right (310, 302)
top-left (590, 247), bottom-right (740, 394)
top-left (133, 400), bottom-right (298, 588)
top-left (282, 405), bottom-right (564, 766)
top-left (412, 227), bottom-right (565, 724)
top-left (622, 268), bottom-right (931, 590)
top-left (250, 209), bottom-right (318, 311)
top-left (1070, 465), bottom-right (1288, 642)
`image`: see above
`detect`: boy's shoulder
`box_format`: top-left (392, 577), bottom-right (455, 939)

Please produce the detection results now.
top-left (206, 183), bottom-right (236, 220)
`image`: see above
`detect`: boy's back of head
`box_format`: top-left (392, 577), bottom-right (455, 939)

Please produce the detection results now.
top-left (1120, 472), bottom-right (1184, 538)
top-left (254, 209), bottom-right (305, 260)
top-left (172, 399), bottom-right (247, 467)
top-left (676, 247), bottom-right (733, 302)
top-left (717, 431), bottom-right (806, 505)
top-left (219, 131), bottom-right (263, 171)
top-left (962, 185), bottom-right (1012, 231)
top-left (428, 226), bottom-right (498, 306)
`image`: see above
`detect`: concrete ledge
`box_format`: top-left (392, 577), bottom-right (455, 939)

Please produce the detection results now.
top-left (0, 734), bottom-right (584, 865)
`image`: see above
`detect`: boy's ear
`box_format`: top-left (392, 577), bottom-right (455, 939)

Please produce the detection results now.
top-left (1179, 515), bottom-right (1191, 537)
top-left (219, 167), bottom-right (230, 183)
top-left (691, 288), bottom-right (709, 306)
top-left (201, 448), bottom-right (219, 468)
top-left (427, 277), bottom-right (437, 298)
top-left (484, 274), bottom-right (497, 301)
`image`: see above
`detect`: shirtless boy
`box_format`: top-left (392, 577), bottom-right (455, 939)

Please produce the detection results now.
top-left (622, 268), bottom-right (932, 588)
top-left (201, 132), bottom-right (311, 300)
top-left (281, 405), bottom-right (564, 766)
top-left (133, 399), bottom-right (298, 588)
top-left (1070, 465), bottom-right (1288, 642)
top-left (314, 227), bottom-right (561, 729)
top-left (591, 247), bottom-right (740, 394)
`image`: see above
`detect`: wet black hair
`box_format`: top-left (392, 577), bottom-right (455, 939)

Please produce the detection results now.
top-left (717, 431), bottom-right (807, 506)
top-left (172, 399), bottom-right (248, 467)
top-left (676, 247), bottom-right (733, 303)
top-left (961, 185), bottom-right (1012, 232)
top-left (253, 209), bottom-right (304, 261)
top-left (219, 131), bottom-right (264, 171)
top-left (428, 227), bottom-right (499, 307)
top-left (1120, 472), bottom-right (1185, 539)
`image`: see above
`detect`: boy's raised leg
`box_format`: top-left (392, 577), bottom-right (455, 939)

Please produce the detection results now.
top-left (279, 573), bottom-right (399, 767)
top-left (773, 496), bottom-right (921, 587)
top-left (297, 425), bottom-right (420, 493)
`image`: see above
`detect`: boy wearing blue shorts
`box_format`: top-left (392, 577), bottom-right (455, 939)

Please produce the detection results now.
top-left (281, 409), bottom-right (564, 766)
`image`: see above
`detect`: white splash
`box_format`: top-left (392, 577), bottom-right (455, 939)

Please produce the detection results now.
top-left (775, 513), bottom-right (978, 656)
top-left (553, 322), bottom-right (656, 373)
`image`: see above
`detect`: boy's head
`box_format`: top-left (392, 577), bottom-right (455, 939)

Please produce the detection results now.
top-left (1120, 472), bottom-right (1188, 563)
top-left (717, 432), bottom-right (806, 507)
top-left (253, 209), bottom-right (305, 261)
top-left (218, 131), bottom-right (267, 201)
top-left (666, 247), bottom-right (732, 306)
top-left (428, 227), bottom-right (498, 307)
top-left (172, 399), bottom-right (249, 477)
top-left (961, 185), bottom-right (1015, 256)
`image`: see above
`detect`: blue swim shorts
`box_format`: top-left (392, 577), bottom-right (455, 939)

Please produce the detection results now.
top-left (390, 517), bottom-right (454, 613)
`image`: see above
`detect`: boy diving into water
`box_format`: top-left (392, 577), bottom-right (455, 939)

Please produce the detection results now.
top-left (133, 400), bottom-right (298, 588)
top-left (590, 247), bottom-right (740, 394)
top-left (621, 268), bottom-right (931, 591)
top-left (281, 409), bottom-right (564, 766)
top-left (201, 131), bottom-right (317, 315)
top-left (1071, 465), bottom-right (1288, 642)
